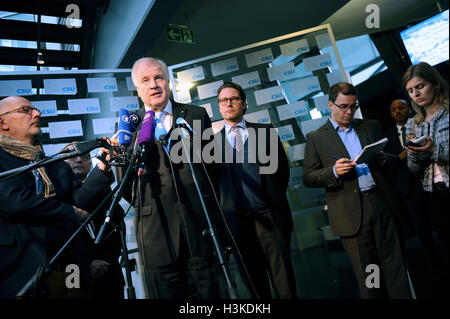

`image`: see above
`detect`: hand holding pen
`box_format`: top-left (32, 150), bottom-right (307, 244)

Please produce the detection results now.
top-left (333, 156), bottom-right (356, 177)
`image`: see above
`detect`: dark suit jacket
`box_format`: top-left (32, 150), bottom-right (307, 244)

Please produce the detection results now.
top-left (119, 100), bottom-right (221, 269)
top-left (302, 119), bottom-right (398, 237)
top-left (384, 126), bottom-right (413, 195)
top-left (215, 121), bottom-right (293, 236)
top-left (0, 147), bottom-right (81, 298)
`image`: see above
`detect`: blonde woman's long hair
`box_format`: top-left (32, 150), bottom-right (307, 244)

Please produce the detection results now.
top-left (402, 62), bottom-right (449, 125)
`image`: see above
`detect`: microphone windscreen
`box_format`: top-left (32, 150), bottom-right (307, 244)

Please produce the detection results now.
top-left (137, 110), bottom-right (155, 146)
top-left (117, 109), bottom-right (133, 146)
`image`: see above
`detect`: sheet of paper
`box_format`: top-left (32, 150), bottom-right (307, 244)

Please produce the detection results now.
top-left (266, 62), bottom-right (298, 82)
top-left (313, 94), bottom-right (329, 112)
top-left (0, 80), bottom-right (32, 96)
top-left (303, 53), bottom-right (333, 72)
top-left (32, 100), bottom-right (58, 117)
top-left (175, 90), bottom-right (192, 104)
top-left (43, 78), bottom-right (77, 95)
top-left (288, 143), bottom-right (306, 161)
top-left (254, 85), bottom-right (284, 105)
top-left (211, 57), bottom-right (239, 77)
top-left (276, 100), bottom-right (308, 121)
top-left (244, 109), bottom-right (271, 124)
top-left (110, 96), bottom-right (139, 112)
top-left (177, 66), bottom-right (205, 83)
top-left (232, 71), bottom-right (261, 89)
top-left (245, 48), bottom-right (273, 67)
top-left (92, 117), bottom-right (117, 135)
top-left (280, 38), bottom-right (310, 57)
top-left (197, 80), bottom-right (223, 100)
top-left (275, 124), bottom-right (295, 142)
top-left (291, 76), bottom-right (320, 96)
top-left (67, 98), bottom-right (101, 115)
top-left (86, 77), bottom-right (118, 93)
top-left (48, 120), bottom-right (83, 139)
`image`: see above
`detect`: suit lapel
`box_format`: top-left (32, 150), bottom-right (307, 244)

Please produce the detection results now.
top-left (323, 120), bottom-right (351, 158)
top-left (353, 119), bottom-right (369, 148)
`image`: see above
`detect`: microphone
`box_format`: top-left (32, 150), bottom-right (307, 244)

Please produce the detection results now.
top-left (117, 108), bottom-right (141, 147)
top-left (112, 109), bottom-right (141, 166)
top-left (175, 117), bottom-right (193, 134)
top-left (137, 110), bottom-right (155, 176)
top-left (62, 137), bottom-right (110, 156)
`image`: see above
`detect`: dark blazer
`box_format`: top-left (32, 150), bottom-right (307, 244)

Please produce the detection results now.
top-left (215, 121), bottom-right (293, 235)
top-left (302, 119), bottom-right (397, 237)
top-left (0, 147), bottom-right (80, 298)
top-left (120, 100), bottom-right (221, 269)
top-left (384, 126), bottom-right (413, 195)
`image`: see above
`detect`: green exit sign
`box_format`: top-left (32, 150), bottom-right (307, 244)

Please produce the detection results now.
top-left (166, 26), bottom-right (195, 44)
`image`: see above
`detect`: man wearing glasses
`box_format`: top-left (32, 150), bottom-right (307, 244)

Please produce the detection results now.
top-left (302, 83), bottom-right (411, 299)
top-left (215, 82), bottom-right (297, 299)
top-left (0, 96), bottom-right (88, 298)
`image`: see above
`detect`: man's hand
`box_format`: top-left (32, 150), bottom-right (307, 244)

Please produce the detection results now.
top-left (73, 206), bottom-right (89, 224)
top-left (90, 259), bottom-right (110, 279)
top-left (334, 158), bottom-right (356, 177)
top-left (398, 149), bottom-right (407, 160)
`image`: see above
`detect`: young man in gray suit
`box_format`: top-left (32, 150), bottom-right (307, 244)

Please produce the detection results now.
top-left (302, 82), bottom-right (411, 299)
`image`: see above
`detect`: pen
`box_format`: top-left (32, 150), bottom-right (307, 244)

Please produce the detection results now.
top-left (406, 134), bottom-right (414, 140)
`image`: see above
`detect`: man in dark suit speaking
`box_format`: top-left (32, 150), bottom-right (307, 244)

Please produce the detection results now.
top-left (302, 82), bottom-right (411, 299)
top-left (214, 82), bottom-right (297, 299)
top-left (116, 57), bottom-right (225, 299)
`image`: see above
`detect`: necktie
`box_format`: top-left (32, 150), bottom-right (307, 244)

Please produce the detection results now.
top-left (155, 113), bottom-right (170, 150)
top-left (401, 126), bottom-right (406, 147)
top-left (231, 125), bottom-right (243, 152)
top-left (32, 169), bottom-right (43, 195)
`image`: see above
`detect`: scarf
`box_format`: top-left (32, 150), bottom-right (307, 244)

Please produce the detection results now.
top-left (0, 134), bottom-right (56, 198)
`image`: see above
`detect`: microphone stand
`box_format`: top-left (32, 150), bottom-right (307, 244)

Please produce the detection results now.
top-left (94, 152), bottom-right (139, 299)
top-left (12, 150), bottom-right (137, 299)
top-left (16, 182), bottom-right (120, 298)
top-left (167, 124), bottom-right (238, 299)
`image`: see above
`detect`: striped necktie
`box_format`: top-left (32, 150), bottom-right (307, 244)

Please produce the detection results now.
top-left (231, 125), bottom-right (243, 152)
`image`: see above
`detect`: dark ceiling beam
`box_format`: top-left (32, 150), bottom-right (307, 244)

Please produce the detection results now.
top-left (0, 19), bottom-right (83, 44)
top-left (0, 47), bottom-right (80, 67)
top-left (118, 0), bottom-right (183, 68)
top-left (0, 0), bottom-right (105, 17)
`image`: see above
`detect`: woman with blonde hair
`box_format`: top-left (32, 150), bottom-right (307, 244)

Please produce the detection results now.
top-left (403, 61), bottom-right (448, 297)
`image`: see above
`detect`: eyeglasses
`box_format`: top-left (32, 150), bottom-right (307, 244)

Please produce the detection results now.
top-left (218, 96), bottom-right (242, 106)
top-left (332, 102), bottom-right (359, 112)
top-left (0, 105), bottom-right (42, 117)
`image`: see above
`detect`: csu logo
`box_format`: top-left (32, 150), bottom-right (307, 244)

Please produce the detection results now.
top-left (271, 93), bottom-right (282, 100)
top-left (68, 129), bottom-right (81, 135)
top-left (16, 88), bottom-right (31, 94)
top-left (62, 87), bottom-right (75, 92)
top-left (104, 85), bottom-right (116, 90)
top-left (226, 65), bottom-right (238, 71)
top-left (319, 61), bottom-right (331, 67)
top-left (261, 56), bottom-right (272, 62)
top-left (192, 74), bottom-right (203, 80)
top-left (42, 109), bottom-right (56, 115)
top-left (86, 106), bottom-right (99, 112)
top-left (248, 79), bottom-right (259, 85)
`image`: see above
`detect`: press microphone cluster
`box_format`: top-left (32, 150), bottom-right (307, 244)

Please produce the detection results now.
top-left (136, 110), bottom-right (155, 176)
top-left (112, 109), bottom-right (141, 166)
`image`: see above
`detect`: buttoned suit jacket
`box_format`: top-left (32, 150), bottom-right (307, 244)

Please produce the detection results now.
top-left (119, 100), bottom-right (222, 269)
top-left (215, 121), bottom-right (293, 237)
top-left (302, 119), bottom-right (398, 237)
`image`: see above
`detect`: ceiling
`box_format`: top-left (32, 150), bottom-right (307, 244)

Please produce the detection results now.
top-left (0, 0), bottom-right (106, 69)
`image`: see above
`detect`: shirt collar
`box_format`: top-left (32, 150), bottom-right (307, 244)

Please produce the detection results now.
top-left (224, 118), bottom-right (246, 133)
top-left (144, 100), bottom-right (173, 118)
top-left (329, 117), bottom-right (354, 132)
